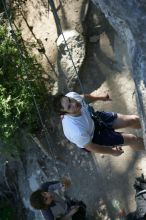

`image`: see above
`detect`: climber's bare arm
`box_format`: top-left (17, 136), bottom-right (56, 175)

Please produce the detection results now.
top-left (81, 90), bottom-right (111, 103)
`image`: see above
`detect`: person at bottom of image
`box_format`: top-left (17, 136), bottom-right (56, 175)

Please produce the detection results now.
top-left (30, 178), bottom-right (86, 220)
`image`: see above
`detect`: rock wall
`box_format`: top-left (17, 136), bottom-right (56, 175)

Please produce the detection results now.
top-left (1, 1), bottom-right (146, 219)
top-left (92, 0), bottom-right (146, 146)
top-left (55, 30), bottom-right (85, 93)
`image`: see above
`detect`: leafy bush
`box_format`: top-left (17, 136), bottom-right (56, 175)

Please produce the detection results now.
top-left (0, 22), bottom-right (47, 147)
top-left (0, 200), bottom-right (16, 220)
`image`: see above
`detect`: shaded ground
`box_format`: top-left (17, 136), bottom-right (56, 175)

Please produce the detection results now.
top-left (10, 0), bottom-right (146, 219)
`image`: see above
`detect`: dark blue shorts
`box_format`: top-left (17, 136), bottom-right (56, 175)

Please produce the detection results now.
top-left (92, 111), bottom-right (124, 147)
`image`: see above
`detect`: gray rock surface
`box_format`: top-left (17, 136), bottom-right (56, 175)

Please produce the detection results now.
top-left (56, 30), bottom-right (85, 92)
top-left (1, 1), bottom-right (146, 220)
top-left (92, 0), bottom-right (146, 147)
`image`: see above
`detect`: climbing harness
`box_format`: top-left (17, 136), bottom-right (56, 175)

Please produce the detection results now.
top-left (1, 1), bottom-right (110, 213)
top-left (48, 0), bottom-right (110, 195)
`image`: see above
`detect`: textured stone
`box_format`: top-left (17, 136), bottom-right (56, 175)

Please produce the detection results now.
top-left (56, 30), bottom-right (85, 92)
top-left (92, 0), bottom-right (146, 147)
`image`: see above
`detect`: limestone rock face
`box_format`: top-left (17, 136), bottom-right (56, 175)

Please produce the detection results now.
top-left (56, 30), bottom-right (85, 92)
top-left (92, 0), bottom-right (146, 146)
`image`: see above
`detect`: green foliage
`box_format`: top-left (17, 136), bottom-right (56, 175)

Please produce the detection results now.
top-left (0, 22), bottom-right (47, 147)
top-left (0, 200), bottom-right (16, 220)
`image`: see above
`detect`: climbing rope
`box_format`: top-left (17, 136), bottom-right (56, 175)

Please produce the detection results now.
top-left (1, 0), bottom-right (61, 179)
top-left (48, 0), bottom-right (85, 95)
top-left (2, 0), bottom-right (106, 182)
top-left (1, 1), bottom-right (115, 219)
top-left (48, 2), bottom-right (114, 212)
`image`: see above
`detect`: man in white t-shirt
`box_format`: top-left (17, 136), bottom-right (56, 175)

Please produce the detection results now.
top-left (53, 91), bottom-right (144, 156)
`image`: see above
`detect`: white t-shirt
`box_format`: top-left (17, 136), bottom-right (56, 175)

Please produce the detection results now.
top-left (62, 92), bottom-right (95, 148)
